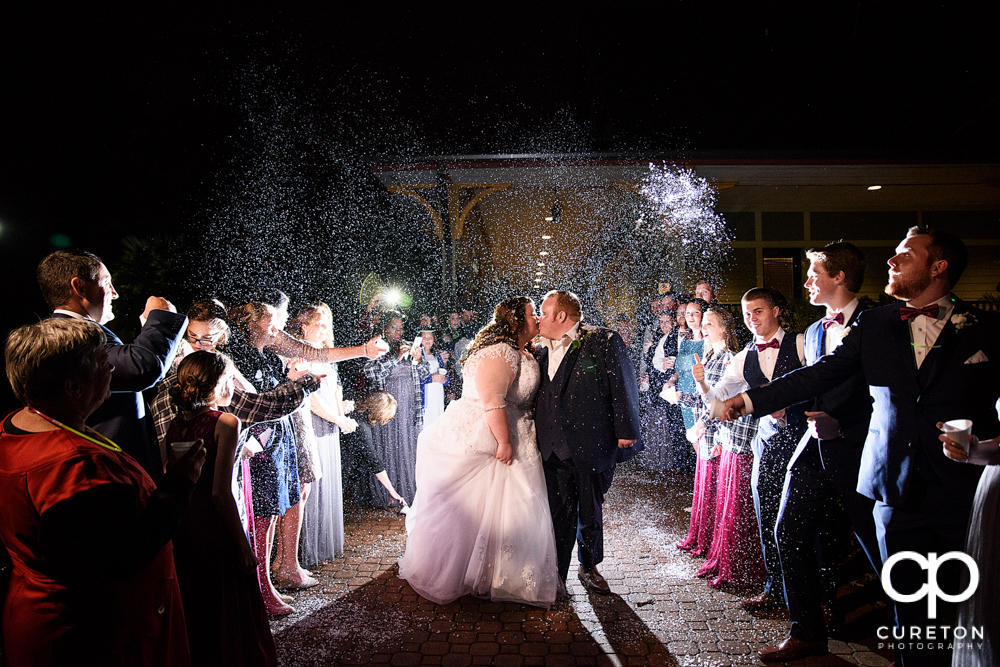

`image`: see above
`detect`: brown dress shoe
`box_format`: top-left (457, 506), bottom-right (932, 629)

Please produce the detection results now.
top-left (739, 592), bottom-right (782, 611)
top-left (577, 566), bottom-right (611, 594)
top-left (758, 636), bottom-right (829, 662)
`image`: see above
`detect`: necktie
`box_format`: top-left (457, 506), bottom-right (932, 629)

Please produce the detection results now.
top-left (821, 312), bottom-right (844, 330)
top-left (755, 339), bottom-right (780, 352)
top-left (900, 304), bottom-right (940, 322)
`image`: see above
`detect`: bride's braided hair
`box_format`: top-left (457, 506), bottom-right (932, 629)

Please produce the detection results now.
top-left (460, 296), bottom-right (532, 364)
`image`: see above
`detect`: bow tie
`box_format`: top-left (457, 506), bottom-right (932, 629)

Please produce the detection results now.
top-left (900, 304), bottom-right (940, 322)
top-left (821, 312), bottom-right (844, 330)
top-left (755, 339), bottom-right (780, 352)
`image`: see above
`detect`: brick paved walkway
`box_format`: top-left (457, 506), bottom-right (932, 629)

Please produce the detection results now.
top-left (270, 462), bottom-right (896, 666)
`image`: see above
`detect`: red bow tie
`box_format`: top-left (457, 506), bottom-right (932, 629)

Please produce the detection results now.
top-left (821, 313), bottom-right (844, 330)
top-left (755, 339), bottom-right (780, 352)
top-left (900, 304), bottom-right (940, 322)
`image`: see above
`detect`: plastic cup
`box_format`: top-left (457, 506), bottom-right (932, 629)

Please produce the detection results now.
top-left (170, 439), bottom-right (200, 457)
top-left (941, 419), bottom-right (973, 453)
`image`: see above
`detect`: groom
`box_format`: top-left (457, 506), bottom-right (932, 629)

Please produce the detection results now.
top-left (535, 290), bottom-right (643, 594)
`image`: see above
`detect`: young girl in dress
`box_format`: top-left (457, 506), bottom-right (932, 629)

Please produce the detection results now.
top-left (166, 351), bottom-right (277, 666)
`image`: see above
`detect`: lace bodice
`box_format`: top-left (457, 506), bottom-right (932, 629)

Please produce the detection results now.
top-left (462, 343), bottom-right (540, 411)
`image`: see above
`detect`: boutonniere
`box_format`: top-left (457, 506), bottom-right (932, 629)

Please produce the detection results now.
top-left (951, 312), bottom-right (976, 331)
top-left (569, 331), bottom-right (593, 353)
top-left (831, 326), bottom-right (851, 347)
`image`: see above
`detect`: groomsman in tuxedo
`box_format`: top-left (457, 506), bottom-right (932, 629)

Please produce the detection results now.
top-left (724, 227), bottom-right (1000, 667)
top-left (38, 250), bottom-right (188, 480)
top-left (759, 242), bottom-right (879, 663)
top-left (700, 288), bottom-right (807, 612)
top-left (535, 290), bottom-right (643, 594)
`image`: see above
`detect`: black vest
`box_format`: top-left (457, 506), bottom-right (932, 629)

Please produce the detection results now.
top-left (744, 332), bottom-right (806, 439)
top-left (536, 357), bottom-right (573, 461)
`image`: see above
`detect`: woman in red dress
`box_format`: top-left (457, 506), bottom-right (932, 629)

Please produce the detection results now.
top-left (164, 350), bottom-right (277, 666)
top-left (0, 318), bottom-right (206, 666)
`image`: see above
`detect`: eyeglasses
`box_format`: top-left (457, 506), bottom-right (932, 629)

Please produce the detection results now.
top-left (186, 333), bottom-right (219, 346)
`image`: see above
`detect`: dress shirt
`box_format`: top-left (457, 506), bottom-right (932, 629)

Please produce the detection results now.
top-left (823, 298), bottom-right (859, 356)
top-left (651, 331), bottom-right (674, 372)
top-left (52, 309), bottom-right (91, 321)
top-left (542, 321), bottom-right (582, 381)
top-left (909, 294), bottom-right (954, 369)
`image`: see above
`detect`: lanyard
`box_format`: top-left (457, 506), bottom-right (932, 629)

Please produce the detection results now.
top-left (27, 407), bottom-right (123, 453)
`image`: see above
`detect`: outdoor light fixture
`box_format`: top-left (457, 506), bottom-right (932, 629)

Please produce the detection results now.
top-left (868, 185), bottom-right (882, 190)
top-left (537, 262), bottom-right (545, 266)
top-left (541, 235), bottom-right (552, 239)
top-left (536, 271), bottom-right (543, 275)
top-left (539, 251), bottom-right (549, 256)
top-left (544, 217), bottom-right (553, 222)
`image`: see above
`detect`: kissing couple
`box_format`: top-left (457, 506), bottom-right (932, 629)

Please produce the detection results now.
top-left (397, 290), bottom-right (643, 607)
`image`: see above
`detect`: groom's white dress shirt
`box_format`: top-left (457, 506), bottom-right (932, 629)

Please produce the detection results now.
top-left (542, 322), bottom-right (581, 381)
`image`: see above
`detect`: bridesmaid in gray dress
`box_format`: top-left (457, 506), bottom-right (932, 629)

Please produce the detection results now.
top-left (362, 316), bottom-right (430, 507)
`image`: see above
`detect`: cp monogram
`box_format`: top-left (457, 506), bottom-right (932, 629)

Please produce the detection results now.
top-left (881, 551), bottom-right (979, 619)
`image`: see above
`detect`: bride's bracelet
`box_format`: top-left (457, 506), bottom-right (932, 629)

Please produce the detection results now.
top-left (484, 403), bottom-right (506, 412)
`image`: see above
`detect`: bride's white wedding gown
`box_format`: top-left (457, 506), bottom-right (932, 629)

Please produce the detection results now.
top-left (397, 343), bottom-right (559, 607)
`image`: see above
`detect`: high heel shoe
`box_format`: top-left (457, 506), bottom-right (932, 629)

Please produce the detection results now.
top-left (264, 597), bottom-right (294, 615)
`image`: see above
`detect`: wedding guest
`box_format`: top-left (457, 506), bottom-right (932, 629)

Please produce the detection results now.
top-left (288, 303), bottom-right (350, 566)
top-left (418, 329), bottom-right (448, 429)
top-left (724, 227), bottom-right (1000, 667)
top-left (695, 280), bottom-right (718, 305)
top-left (673, 298), bottom-right (709, 473)
top-left (439, 311), bottom-right (463, 350)
top-left (703, 288), bottom-right (807, 612)
top-left (340, 391), bottom-right (408, 507)
top-left (0, 318), bottom-right (205, 666)
top-left (38, 249), bottom-right (188, 480)
top-left (675, 295), bottom-right (693, 340)
top-left (641, 312), bottom-right (684, 472)
top-left (674, 307), bottom-right (732, 557)
top-left (761, 242), bottom-right (878, 663)
top-left (150, 299), bottom-right (324, 604)
top-left (691, 308), bottom-right (764, 589)
top-left (165, 351), bottom-right (276, 667)
top-left (362, 315), bottom-right (431, 506)
top-left (941, 407), bottom-right (1000, 667)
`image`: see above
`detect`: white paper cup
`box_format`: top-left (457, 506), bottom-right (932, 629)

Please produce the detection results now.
top-left (941, 419), bottom-right (973, 453)
top-left (170, 439), bottom-right (201, 457)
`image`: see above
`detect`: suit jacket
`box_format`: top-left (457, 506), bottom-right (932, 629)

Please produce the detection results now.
top-left (52, 310), bottom-right (189, 480)
top-left (535, 325), bottom-right (643, 474)
top-left (786, 305), bottom-right (872, 487)
top-left (644, 329), bottom-right (679, 400)
top-left (747, 298), bottom-right (997, 510)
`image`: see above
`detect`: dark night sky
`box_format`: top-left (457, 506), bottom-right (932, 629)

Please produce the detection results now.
top-left (1, 4), bottom-right (997, 314)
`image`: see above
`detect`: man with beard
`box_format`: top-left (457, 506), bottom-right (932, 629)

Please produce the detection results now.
top-left (721, 226), bottom-right (1000, 667)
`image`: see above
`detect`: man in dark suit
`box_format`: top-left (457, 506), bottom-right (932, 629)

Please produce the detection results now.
top-left (38, 250), bottom-right (188, 481)
top-left (535, 290), bottom-right (643, 594)
top-left (724, 227), bottom-right (1000, 667)
top-left (759, 242), bottom-right (880, 662)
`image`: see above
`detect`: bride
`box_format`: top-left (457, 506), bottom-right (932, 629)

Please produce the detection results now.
top-left (397, 296), bottom-right (559, 607)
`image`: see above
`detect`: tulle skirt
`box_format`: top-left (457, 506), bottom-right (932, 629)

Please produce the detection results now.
top-left (697, 450), bottom-right (766, 589)
top-left (954, 464), bottom-right (1000, 667)
top-left (678, 454), bottom-right (720, 556)
top-left (398, 397), bottom-right (559, 608)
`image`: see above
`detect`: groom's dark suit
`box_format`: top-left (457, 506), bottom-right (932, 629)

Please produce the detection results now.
top-left (535, 325), bottom-right (643, 581)
top-left (52, 311), bottom-right (188, 480)
top-left (746, 297), bottom-right (999, 666)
